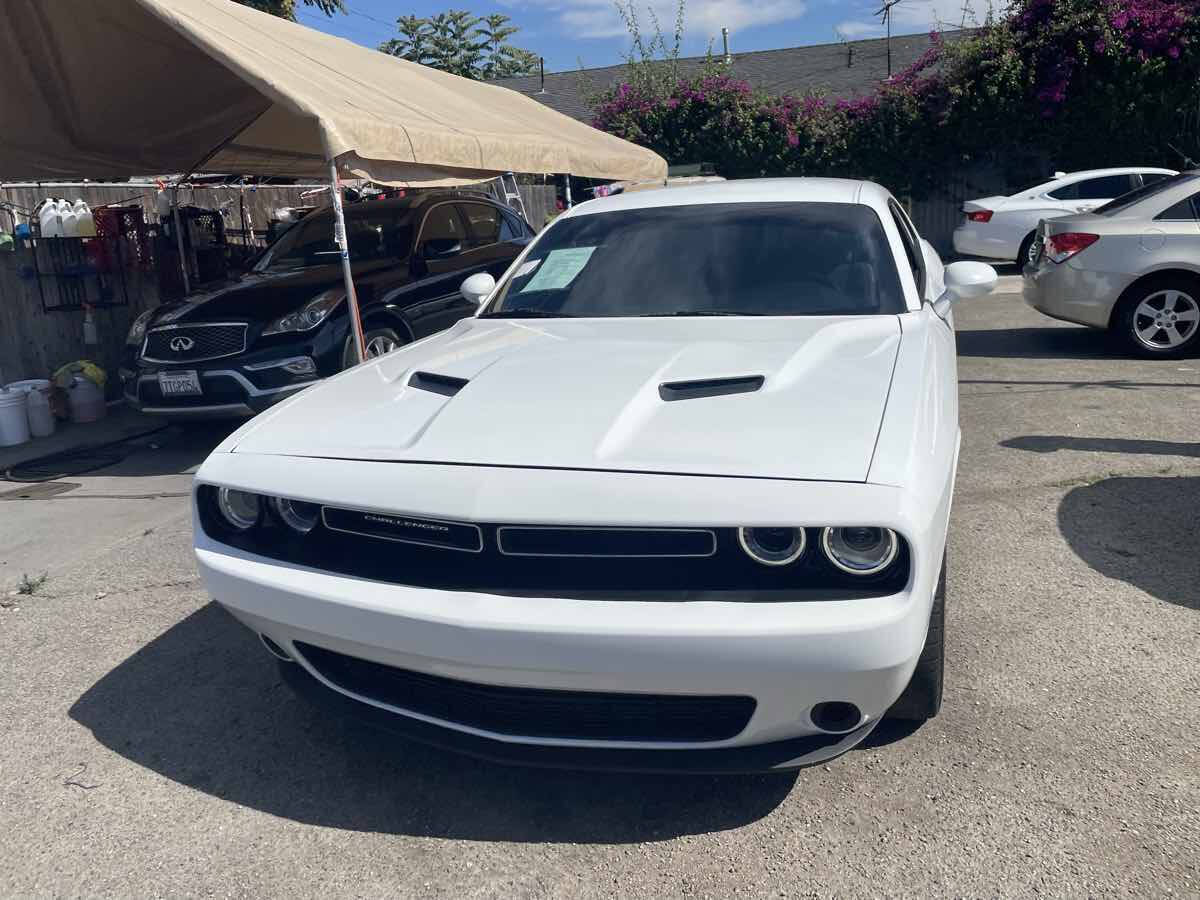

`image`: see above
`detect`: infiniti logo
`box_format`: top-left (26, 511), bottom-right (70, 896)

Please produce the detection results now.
top-left (169, 336), bottom-right (196, 352)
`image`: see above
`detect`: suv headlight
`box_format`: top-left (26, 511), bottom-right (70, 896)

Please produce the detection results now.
top-left (262, 290), bottom-right (343, 337)
top-left (126, 309), bottom-right (155, 346)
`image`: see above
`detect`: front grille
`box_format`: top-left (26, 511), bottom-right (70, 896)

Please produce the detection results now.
top-left (143, 324), bottom-right (247, 363)
top-left (295, 641), bottom-right (756, 742)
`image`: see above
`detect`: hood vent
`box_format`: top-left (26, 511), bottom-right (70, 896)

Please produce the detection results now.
top-left (410, 371), bottom-right (469, 397)
top-left (659, 375), bottom-right (765, 402)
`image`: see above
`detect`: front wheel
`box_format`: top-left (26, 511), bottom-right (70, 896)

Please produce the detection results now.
top-left (886, 553), bottom-right (945, 721)
top-left (1017, 231), bottom-right (1039, 268)
top-left (1112, 277), bottom-right (1200, 358)
top-left (341, 326), bottom-right (406, 370)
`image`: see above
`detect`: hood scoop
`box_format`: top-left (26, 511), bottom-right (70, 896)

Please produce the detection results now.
top-left (659, 375), bottom-right (764, 402)
top-left (410, 371), bottom-right (469, 397)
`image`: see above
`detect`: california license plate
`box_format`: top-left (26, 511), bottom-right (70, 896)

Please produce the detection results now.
top-left (158, 370), bottom-right (202, 397)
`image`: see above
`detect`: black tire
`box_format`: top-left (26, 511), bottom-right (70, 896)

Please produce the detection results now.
top-left (1017, 232), bottom-right (1038, 268)
top-left (1112, 274), bottom-right (1200, 359)
top-left (886, 553), bottom-right (945, 721)
top-left (341, 326), bottom-right (406, 370)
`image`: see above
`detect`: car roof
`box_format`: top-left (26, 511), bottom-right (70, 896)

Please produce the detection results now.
top-left (565, 178), bottom-right (889, 217)
top-left (1052, 166), bottom-right (1176, 181)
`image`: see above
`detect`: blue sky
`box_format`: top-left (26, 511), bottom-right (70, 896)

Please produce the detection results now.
top-left (300, 1), bottom-right (998, 73)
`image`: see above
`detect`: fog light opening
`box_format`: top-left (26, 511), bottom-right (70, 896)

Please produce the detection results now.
top-left (810, 701), bottom-right (863, 734)
top-left (259, 633), bottom-right (294, 662)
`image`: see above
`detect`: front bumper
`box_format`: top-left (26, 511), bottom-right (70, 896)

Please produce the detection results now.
top-left (194, 456), bottom-right (949, 771)
top-left (121, 363), bottom-right (319, 418)
top-left (1022, 257), bottom-right (1133, 329)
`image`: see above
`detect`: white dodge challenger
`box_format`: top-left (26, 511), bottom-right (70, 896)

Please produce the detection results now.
top-left (194, 179), bottom-right (997, 772)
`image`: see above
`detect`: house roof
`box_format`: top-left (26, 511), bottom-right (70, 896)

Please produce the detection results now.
top-left (491, 30), bottom-right (973, 123)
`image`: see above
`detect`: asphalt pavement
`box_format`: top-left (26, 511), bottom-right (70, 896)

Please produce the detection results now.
top-left (1, 274), bottom-right (1197, 897)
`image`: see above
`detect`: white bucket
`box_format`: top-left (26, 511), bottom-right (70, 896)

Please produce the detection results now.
top-left (0, 389), bottom-right (31, 447)
top-left (68, 377), bottom-right (106, 424)
top-left (6, 379), bottom-right (55, 437)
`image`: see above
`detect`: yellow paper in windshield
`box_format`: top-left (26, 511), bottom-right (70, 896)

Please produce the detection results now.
top-left (520, 247), bottom-right (595, 292)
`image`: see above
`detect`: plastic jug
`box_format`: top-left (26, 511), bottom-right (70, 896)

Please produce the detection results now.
top-left (74, 200), bottom-right (96, 237)
top-left (38, 198), bottom-right (62, 237)
top-left (60, 199), bottom-right (79, 238)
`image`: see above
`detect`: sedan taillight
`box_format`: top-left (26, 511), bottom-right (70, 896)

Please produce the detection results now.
top-left (965, 209), bottom-right (993, 223)
top-left (1044, 232), bottom-right (1099, 264)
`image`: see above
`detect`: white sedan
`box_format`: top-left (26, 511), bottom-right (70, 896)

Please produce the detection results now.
top-left (194, 179), bottom-right (997, 772)
top-left (953, 166), bottom-right (1176, 265)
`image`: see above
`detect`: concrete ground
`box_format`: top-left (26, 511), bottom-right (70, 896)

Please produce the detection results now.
top-left (1, 274), bottom-right (1197, 897)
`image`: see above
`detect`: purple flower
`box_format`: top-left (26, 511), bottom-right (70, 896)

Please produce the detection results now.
top-left (1094, 38), bottom-right (1107, 53)
top-left (1169, 44), bottom-right (1182, 58)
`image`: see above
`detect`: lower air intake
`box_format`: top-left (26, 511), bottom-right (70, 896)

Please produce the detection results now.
top-left (295, 642), bottom-right (756, 742)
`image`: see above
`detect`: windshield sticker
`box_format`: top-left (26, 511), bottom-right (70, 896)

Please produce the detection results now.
top-left (513, 258), bottom-right (541, 279)
top-left (519, 247), bottom-right (596, 292)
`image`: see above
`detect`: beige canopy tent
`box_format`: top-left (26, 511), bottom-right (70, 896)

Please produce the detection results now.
top-left (0, 0), bottom-right (667, 358)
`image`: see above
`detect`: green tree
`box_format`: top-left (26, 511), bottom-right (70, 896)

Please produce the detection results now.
top-left (379, 10), bottom-right (539, 79)
top-left (234, 0), bottom-right (345, 20)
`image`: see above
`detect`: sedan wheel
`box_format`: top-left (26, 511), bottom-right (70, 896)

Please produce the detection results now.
top-left (342, 327), bottom-right (406, 370)
top-left (1117, 280), bottom-right (1200, 358)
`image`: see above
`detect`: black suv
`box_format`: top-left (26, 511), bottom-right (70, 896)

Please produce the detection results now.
top-left (121, 192), bottom-right (533, 418)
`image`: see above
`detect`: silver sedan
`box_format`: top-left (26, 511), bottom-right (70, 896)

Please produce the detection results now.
top-left (1022, 171), bottom-right (1200, 357)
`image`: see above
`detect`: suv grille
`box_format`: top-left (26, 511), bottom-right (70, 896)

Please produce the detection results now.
top-left (295, 641), bottom-right (756, 742)
top-left (143, 324), bottom-right (247, 363)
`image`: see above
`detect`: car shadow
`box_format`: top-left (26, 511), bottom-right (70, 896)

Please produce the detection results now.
top-left (1057, 476), bottom-right (1200, 611)
top-left (955, 325), bottom-right (1116, 360)
top-left (1002, 435), bottom-right (1200, 458)
top-left (69, 604), bottom-right (799, 841)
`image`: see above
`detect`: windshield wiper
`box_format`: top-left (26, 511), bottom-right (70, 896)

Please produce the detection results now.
top-left (479, 308), bottom-right (577, 319)
top-left (640, 309), bottom-right (769, 317)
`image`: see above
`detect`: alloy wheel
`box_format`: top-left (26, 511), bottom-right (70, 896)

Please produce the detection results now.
top-left (365, 334), bottom-right (399, 358)
top-left (1132, 289), bottom-right (1200, 351)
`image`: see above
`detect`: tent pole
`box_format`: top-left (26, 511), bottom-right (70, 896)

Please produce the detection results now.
top-left (171, 186), bottom-right (190, 295)
top-left (329, 162), bottom-right (366, 365)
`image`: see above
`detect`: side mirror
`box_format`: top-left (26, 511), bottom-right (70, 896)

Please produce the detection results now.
top-left (460, 272), bottom-right (496, 305)
top-left (934, 261), bottom-right (997, 316)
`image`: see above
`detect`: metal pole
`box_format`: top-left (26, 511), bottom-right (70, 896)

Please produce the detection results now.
top-left (563, 175), bottom-right (573, 209)
top-left (329, 162), bottom-right (366, 365)
top-left (171, 186), bottom-right (190, 295)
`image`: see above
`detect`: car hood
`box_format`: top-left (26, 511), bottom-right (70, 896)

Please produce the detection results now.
top-left (230, 316), bottom-right (903, 482)
top-left (150, 260), bottom-right (399, 325)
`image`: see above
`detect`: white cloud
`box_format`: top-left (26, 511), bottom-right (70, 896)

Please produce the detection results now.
top-left (510, 1), bottom-right (808, 42)
top-left (835, 21), bottom-right (884, 39)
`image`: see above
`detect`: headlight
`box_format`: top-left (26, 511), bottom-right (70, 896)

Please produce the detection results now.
top-left (738, 527), bottom-right (806, 566)
top-left (217, 487), bottom-right (262, 531)
top-left (262, 290), bottom-right (343, 336)
top-left (126, 309), bottom-right (155, 346)
top-left (821, 527), bottom-right (899, 575)
top-left (271, 497), bottom-right (321, 534)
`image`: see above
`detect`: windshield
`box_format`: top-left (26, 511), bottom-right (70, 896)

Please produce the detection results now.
top-left (482, 202), bottom-right (905, 318)
top-left (253, 206), bottom-right (414, 272)
top-left (1094, 173), bottom-right (1198, 216)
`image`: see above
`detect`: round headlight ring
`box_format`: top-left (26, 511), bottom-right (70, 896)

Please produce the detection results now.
top-left (821, 526), bottom-right (899, 576)
top-left (217, 487), bottom-right (262, 531)
top-left (271, 496), bottom-right (321, 534)
top-left (738, 526), bottom-right (807, 566)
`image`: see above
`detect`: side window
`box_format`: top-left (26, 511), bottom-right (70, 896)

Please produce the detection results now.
top-left (1047, 181), bottom-right (1079, 201)
top-left (1071, 174), bottom-right (1137, 201)
top-left (459, 203), bottom-right (501, 249)
top-left (888, 199), bottom-right (925, 298)
top-left (416, 204), bottom-right (466, 259)
top-left (1140, 172), bottom-right (1172, 188)
top-left (498, 209), bottom-right (528, 242)
top-left (1156, 194), bottom-right (1200, 221)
